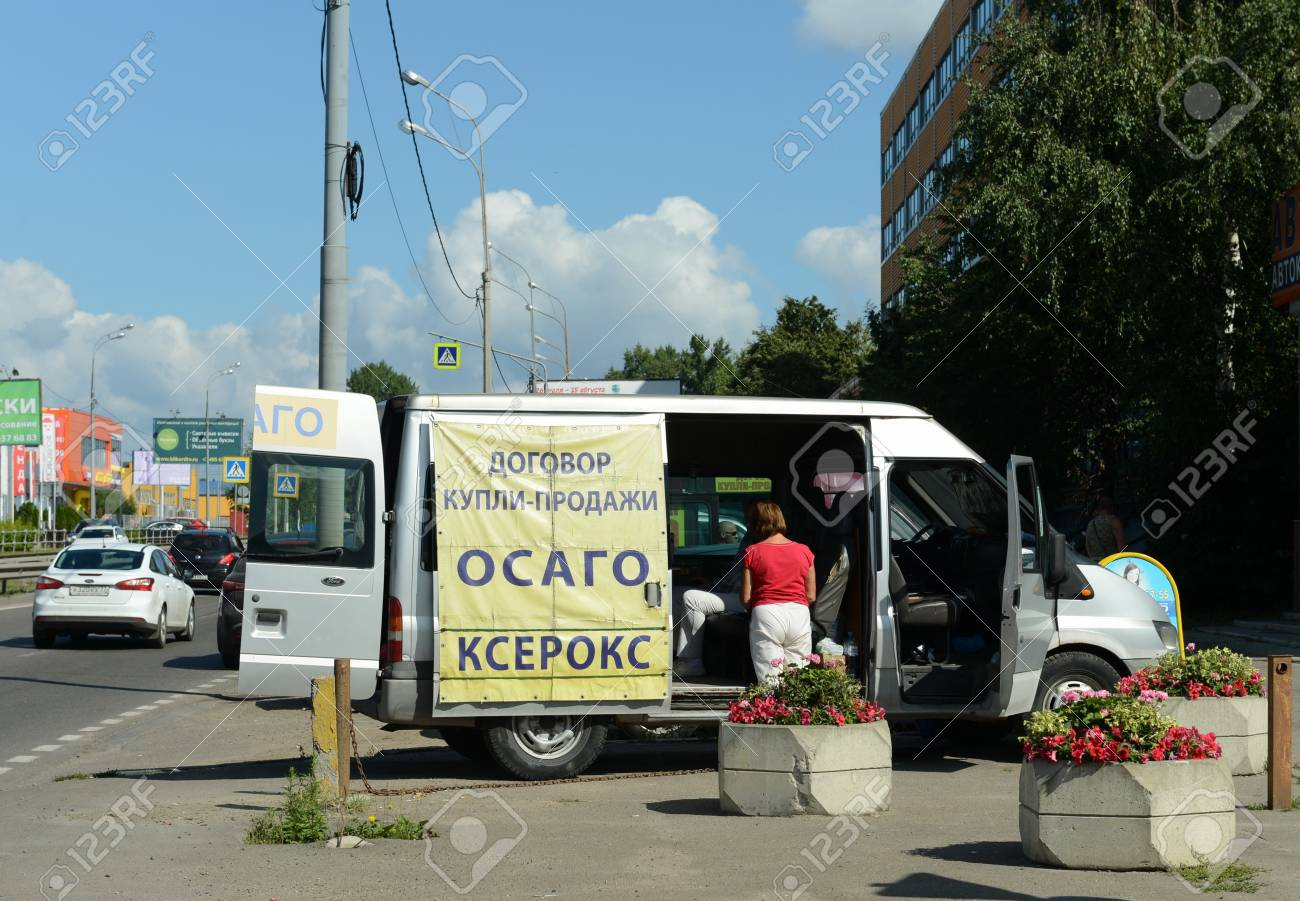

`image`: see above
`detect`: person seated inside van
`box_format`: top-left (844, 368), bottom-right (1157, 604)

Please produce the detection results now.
top-left (672, 502), bottom-right (757, 678)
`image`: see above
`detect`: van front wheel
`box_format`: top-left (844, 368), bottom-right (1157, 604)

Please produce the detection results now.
top-left (1034, 651), bottom-right (1121, 711)
top-left (485, 716), bottom-right (608, 781)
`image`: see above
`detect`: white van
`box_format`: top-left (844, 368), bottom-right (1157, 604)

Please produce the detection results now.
top-left (238, 387), bottom-right (1179, 779)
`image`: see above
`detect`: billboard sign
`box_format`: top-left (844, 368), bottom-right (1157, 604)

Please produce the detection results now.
top-left (132, 449), bottom-right (190, 486)
top-left (0, 379), bottom-right (42, 446)
top-left (1272, 183), bottom-right (1300, 308)
top-left (152, 417), bottom-right (243, 463)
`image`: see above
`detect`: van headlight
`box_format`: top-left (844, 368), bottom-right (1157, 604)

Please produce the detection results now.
top-left (1154, 620), bottom-right (1179, 652)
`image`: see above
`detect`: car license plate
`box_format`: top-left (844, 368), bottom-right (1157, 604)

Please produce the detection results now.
top-left (69, 586), bottom-right (109, 596)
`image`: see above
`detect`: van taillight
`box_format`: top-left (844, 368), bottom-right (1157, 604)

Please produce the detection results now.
top-left (381, 596), bottom-right (403, 667)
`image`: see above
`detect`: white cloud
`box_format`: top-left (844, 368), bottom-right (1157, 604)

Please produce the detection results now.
top-left (433, 189), bottom-right (759, 380)
top-left (0, 189), bottom-right (759, 433)
top-left (796, 0), bottom-right (945, 55)
top-left (795, 216), bottom-right (881, 315)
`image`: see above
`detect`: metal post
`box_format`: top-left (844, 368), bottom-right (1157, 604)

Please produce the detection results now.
top-left (89, 361), bottom-right (97, 520)
top-left (334, 658), bottom-right (351, 799)
top-left (319, 0), bottom-right (350, 392)
top-left (203, 387), bottom-right (210, 524)
top-left (1268, 655), bottom-right (1293, 811)
top-left (479, 175), bottom-right (493, 393)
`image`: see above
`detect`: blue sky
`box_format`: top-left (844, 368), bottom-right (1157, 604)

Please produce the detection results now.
top-left (0, 0), bottom-right (941, 429)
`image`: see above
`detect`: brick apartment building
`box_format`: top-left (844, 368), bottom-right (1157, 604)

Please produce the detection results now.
top-left (879, 0), bottom-right (1008, 311)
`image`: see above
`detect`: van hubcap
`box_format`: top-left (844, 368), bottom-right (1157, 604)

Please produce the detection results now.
top-left (511, 716), bottom-right (580, 759)
top-left (1045, 676), bottom-right (1102, 709)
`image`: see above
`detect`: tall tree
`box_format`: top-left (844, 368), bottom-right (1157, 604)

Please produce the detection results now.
top-left (736, 296), bottom-right (872, 397)
top-left (347, 360), bottom-right (420, 402)
top-left (864, 0), bottom-right (1300, 611)
top-left (606, 334), bottom-right (737, 394)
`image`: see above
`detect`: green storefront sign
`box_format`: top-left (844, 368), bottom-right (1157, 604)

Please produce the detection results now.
top-left (152, 417), bottom-right (244, 463)
top-left (0, 379), bottom-right (42, 446)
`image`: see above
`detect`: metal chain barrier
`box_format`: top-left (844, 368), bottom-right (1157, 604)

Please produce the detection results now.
top-left (348, 719), bottom-right (715, 797)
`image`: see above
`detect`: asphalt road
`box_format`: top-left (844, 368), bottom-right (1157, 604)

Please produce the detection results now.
top-left (0, 590), bottom-right (231, 786)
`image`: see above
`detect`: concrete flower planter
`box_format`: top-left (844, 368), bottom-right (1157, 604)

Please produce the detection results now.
top-left (1020, 758), bottom-right (1236, 870)
top-left (718, 720), bottom-right (891, 817)
top-left (1160, 696), bottom-right (1267, 776)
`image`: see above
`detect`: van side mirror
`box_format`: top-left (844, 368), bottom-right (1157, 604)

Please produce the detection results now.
top-left (1046, 532), bottom-right (1068, 586)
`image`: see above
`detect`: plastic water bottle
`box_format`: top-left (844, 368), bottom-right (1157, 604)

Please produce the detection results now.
top-left (843, 632), bottom-right (860, 677)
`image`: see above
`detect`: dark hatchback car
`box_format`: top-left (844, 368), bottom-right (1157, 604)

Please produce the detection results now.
top-left (170, 529), bottom-right (244, 593)
top-left (216, 555), bottom-right (245, 669)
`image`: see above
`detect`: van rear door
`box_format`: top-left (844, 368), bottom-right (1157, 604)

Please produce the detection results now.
top-left (997, 455), bottom-right (1054, 716)
top-left (238, 387), bottom-right (386, 700)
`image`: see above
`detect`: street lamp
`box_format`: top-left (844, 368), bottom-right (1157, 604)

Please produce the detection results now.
top-left (400, 69), bottom-right (493, 393)
top-left (204, 363), bottom-right (240, 523)
top-left (491, 246), bottom-right (541, 380)
top-left (89, 324), bottom-right (133, 519)
top-left (491, 246), bottom-right (572, 379)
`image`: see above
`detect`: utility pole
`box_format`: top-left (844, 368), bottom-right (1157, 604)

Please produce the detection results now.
top-left (319, 0), bottom-right (350, 392)
top-left (318, 0), bottom-right (352, 763)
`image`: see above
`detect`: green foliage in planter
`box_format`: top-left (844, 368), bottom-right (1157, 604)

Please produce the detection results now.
top-left (1117, 645), bottom-right (1264, 698)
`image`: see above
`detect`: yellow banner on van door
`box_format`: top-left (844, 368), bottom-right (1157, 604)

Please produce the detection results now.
top-left (434, 418), bottom-right (669, 703)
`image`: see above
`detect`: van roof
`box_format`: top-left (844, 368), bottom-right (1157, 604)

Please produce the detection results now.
top-left (398, 393), bottom-right (931, 419)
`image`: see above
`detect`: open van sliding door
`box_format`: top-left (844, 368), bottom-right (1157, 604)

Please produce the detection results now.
top-left (238, 387), bottom-right (386, 700)
top-left (996, 455), bottom-right (1054, 717)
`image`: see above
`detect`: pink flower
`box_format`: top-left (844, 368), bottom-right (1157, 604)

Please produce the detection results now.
top-left (806, 653), bottom-right (822, 666)
top-left (1186, 642), bottom-right (1196, 653)
top-left (1061, 690), bottom-right (1081, 704)
top-left (770, 657), bottom-right (785, 667)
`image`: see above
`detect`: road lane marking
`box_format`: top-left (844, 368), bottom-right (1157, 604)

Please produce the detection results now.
top-left (100, 719), bottom-right (122, 725)
top-left (120, 712), bottom-right (140, 717)
top-left (136, 705), bottom-right (158, 711)
top-left (6, 755), bottom-right (37, 763)
top-left (80, 726), bottom-right (104, 732)
top-left (154, 699), bottom-right (173, 705)
top-left (58, 735), bottom-right (82, 742)
top-left (32, 745), bottom-right (62, 752)
top-left (167, 694), bottom-right (183, 699)
top-left (0, 767), bottom-right (10, 775)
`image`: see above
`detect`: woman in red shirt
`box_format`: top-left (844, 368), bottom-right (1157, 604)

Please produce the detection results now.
top-left (741, 500), bottom-right (816, 681)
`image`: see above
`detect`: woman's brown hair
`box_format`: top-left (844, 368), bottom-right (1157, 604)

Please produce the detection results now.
top-left (746, 499), bottom-right (787, 541)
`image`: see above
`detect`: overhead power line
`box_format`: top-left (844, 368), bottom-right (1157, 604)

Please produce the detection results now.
top-left (350, 29), bottom-right (476, 325)
top-left (383, 0), bottom-right (477, 302)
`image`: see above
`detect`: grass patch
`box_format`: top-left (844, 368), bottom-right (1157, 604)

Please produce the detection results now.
top-left (245, 766), bottom-right (426, 844)
top-left (52, 773), bottom-right (93, 782)
top-left (1176, 862), bottom-right (1265, 894)
top-left (2, 579), bottom-right (36, 595)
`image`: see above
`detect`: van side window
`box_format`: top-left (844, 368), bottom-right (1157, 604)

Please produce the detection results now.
top-left (420, 463), bottom-right (436, 572)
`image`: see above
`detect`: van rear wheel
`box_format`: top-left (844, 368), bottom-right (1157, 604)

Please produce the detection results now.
top-left (1034, 651), bottom-right (1121, 711)
top-left (485, 716), bottom-right (607, 781)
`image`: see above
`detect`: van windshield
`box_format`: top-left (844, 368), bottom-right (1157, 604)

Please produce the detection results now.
top-left (246, 452), bottom-right (374, 568)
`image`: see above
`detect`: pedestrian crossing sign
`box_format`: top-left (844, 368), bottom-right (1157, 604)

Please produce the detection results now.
top-left (223, 456), bottom-right (250, 484)
top-left (434, 342), bottom-right (461, 370)
top-left (273, 472), bottom-right (300, 499)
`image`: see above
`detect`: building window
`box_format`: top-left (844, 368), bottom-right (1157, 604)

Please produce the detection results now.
top-left (955, 17), bottom-right (974, 69)
top-left (893, 124), bottom-right (906, 163)
top-left (881, 143), bottom-right (894, 180)
top-left (938, 49), bottom-right (954, 100)
top-left (939, 141), bottom-right (955, 171)
top-left (923, 168), bottom-right (938, 210)
top-left (907, 102), bottom-right (920, 147)
top-left (973, 0), bottom-right (993, 35)
top-left (882, 219), bottom-right (894, 258)
top-left (906, 186), bottom-right (922, 233)
top-left (892, 206), bottom-right (905, 247)
top-left (920, 75), bottom-right (935, 123)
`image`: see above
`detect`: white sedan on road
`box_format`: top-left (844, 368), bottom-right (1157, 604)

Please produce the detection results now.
top-left (67, 525), bottom-right (128, 546)
top-left (32, 543), bottom-right (196, 649)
